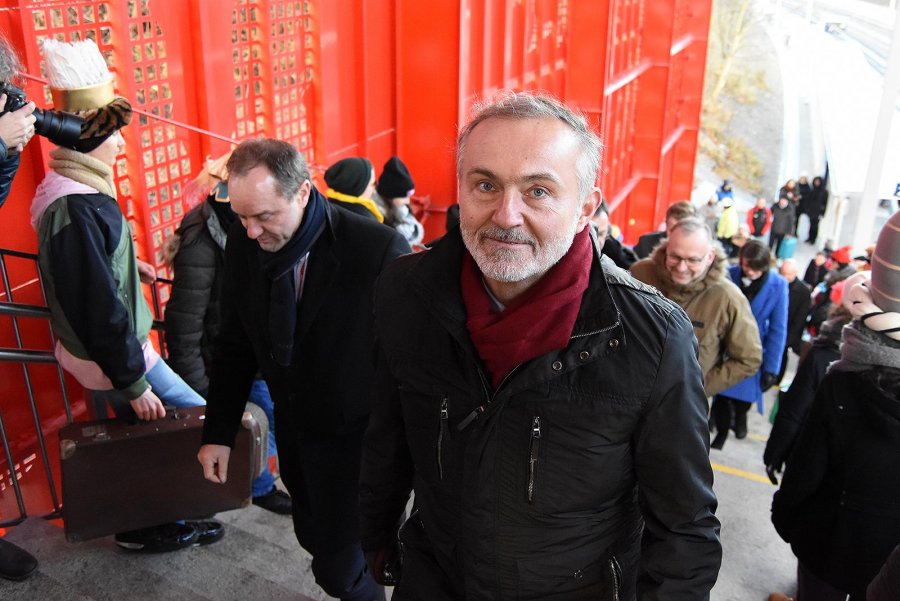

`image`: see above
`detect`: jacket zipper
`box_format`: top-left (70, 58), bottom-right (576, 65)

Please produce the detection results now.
top-left (458, 364), bottom-right (521, 432)
top-left (527, 416), bottom-right (541, 503)
top-left (437, 396), bottom-right (449, 481)
top-left (609, 556), bottom-right (622, 601)
top-left (570, 318), bottom-right (620, 340)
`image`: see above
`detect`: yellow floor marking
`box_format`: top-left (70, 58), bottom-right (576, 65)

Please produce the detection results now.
top-left (747, 432), bottom-right (768, 442)
top-left (711, 462), bottom-right (774, 485)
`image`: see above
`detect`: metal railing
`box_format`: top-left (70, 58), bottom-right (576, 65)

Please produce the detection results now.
top-left (0, 248), bottom-right (171, 525)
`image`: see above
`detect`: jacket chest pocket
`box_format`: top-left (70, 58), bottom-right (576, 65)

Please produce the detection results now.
top-left (399, 385), bottom-right (454, 485)
top-left (521, 403), bottom-right (638, 513)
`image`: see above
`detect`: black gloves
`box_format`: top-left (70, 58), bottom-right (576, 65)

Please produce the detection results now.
top-left (765, 463), bottom-right (782, 485)
top-left (761, 372), bottom-right (779, 392)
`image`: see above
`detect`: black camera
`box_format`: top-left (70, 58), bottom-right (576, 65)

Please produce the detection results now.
top-left (0, 81), bottom-right (84, 148)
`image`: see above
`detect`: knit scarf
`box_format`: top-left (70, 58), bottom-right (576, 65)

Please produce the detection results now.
top-left (831, 319), bottom-right (900, 373)
top-left (48, 147), bottom-right (116, 199)
top-left (259, 186), bottom-right (327, 366)
top-left (325, 189), bottom-right (384, 222)
top-left (461, 227), bottom-right (592, 389)
top-left (740, 269), bottom-right (769, 303)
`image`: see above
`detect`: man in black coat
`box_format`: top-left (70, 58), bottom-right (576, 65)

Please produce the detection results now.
top-left (777, 258), bottom-right (811, 384)
top-left (359, 92), bottom-right (721, 600)
top-left (197, 139), bottom-right (410, 601)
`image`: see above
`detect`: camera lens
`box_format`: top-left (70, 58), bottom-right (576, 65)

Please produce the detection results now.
top-left (33, 108), bottom-right (84, 148)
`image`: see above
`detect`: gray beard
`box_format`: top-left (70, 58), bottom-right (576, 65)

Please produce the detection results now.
top-left (461, 217), bottom-right (580, 283)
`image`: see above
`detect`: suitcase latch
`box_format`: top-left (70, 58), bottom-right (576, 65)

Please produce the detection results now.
top-left (82, 424), bottom-right (109, 441)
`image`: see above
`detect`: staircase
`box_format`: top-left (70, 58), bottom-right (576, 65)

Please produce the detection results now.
top-left (2, 500), bottom-right (328, 600)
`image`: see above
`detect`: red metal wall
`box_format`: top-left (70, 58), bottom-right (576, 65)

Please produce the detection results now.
top-left (0, 0), bottom-right (711, 519)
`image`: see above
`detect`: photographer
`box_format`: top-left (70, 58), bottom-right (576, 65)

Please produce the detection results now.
top-left (0, 33), bottom-right (36, 208)
top-left (0, 33), bottom-right (38, 583)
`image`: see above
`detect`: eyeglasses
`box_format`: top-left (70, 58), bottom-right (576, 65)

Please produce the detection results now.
top-left (666, 253), bottom-right (706, 267)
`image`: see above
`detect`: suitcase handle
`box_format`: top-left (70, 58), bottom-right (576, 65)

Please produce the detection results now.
top-left (122, 405), bottom-right (191, 425)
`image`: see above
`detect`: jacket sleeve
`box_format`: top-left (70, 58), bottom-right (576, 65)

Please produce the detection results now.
top-left (0, 151), bottom-right (20, 209)
top-left (634, 307), bottom-right (721, 600)
top-left (771, 375), bottom-right (834, 542)
top-left (763, 347), bottom-right (825, 469)
top-left (704, 291), bottom-right (762, 396)
top-left (359, 345), bottom-right (415, 552)
top-left (762, 278), bottom-right (789, 375)
top-left (50, 197), bottom-right (149, 398)
top-left (359, 260), bottom-right (415, 552)
top-left (164, 230), bottom-right (217, 396)
top-left (763, 208), bottom-right (772, 235)
top-left (786, 285), bottom-right (811, 351)
top-left (202, 233), bottom-right (259, 447)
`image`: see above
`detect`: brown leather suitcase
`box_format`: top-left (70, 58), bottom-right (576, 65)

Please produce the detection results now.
top-left (59, 405), bottom-right (264, 542)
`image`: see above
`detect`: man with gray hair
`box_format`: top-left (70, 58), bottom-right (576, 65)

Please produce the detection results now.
top-left (198, 138), bottom-right (410, 601)
top-left (631, 217), bottom-right (762, 397)
top-left (360, 92), bottom-right (721, 599)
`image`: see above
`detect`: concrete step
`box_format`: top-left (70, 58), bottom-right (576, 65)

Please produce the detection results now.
top-left (1, 505), bottom-right (328, 600)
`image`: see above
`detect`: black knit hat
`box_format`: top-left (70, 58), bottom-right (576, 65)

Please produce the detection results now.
top-left (324, 157), bottom-right (373, 197)
top-left (376, 156), bottom-right (415, 199)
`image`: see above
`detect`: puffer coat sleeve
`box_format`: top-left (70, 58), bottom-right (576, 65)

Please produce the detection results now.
top-left (164, 211), bottom-right (219, 396)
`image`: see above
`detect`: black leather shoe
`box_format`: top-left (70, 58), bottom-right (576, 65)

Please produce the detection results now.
top-left (252, 486), bottom-right (293, 515)
top-left (0, 538), bottom-right (37, 581)
top-left (115, 523), bottom-right (198, 553)
top-left (186, 520), bottom-right (225, 546)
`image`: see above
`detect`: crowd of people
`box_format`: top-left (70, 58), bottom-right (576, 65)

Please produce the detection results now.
top-left (0, 33), bottom-right (898, 601)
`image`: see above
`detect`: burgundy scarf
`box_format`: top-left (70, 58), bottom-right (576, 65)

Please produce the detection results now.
top-left (461, 228), bottom-right (593, 389)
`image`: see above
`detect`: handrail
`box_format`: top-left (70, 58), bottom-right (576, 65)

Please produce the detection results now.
top-left (0, 249), bottom-right (175, 525)
top-left (0, 249), bottom-right (66, 521)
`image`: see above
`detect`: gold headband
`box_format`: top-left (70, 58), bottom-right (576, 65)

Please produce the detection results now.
top-left (50, 80), bottom-right (115, 112)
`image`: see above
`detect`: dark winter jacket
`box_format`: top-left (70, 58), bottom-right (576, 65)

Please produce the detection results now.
top-left (600, 235), bottom-right (636, 269)
top-left (772, 368), bottom-right (900, 597)
top-left (0, 141), bottom-right (20, 208)
top-left (763, 319), bottom-right (843, 471)
top-left (164, 200), bottom-right (228, 396)
top-left (803, 259), bottom-right (828, 288)
top-left (785, 277), bottom-right (811, 352)
top-left (202, 199), bottom-right (411, 446)
top-left (796, 181), bottom-right (812, 214)
top-left (770, 202), bottom-right (796, 237)
top-left (806, 184), bottom-right (829, 218)
top-left (360, 228), bottom-right (722, 601)
top-left (632, 230), bottom-right (665, 259)
top-left (37, 191), bottom-right (153, 398)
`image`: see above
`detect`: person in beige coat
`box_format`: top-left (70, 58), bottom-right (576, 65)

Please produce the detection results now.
top-left (631, 217), bottom-right (762, 397)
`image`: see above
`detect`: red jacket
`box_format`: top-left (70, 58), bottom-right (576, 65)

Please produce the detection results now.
top-left (747, 205), bottom-right (773, 236)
